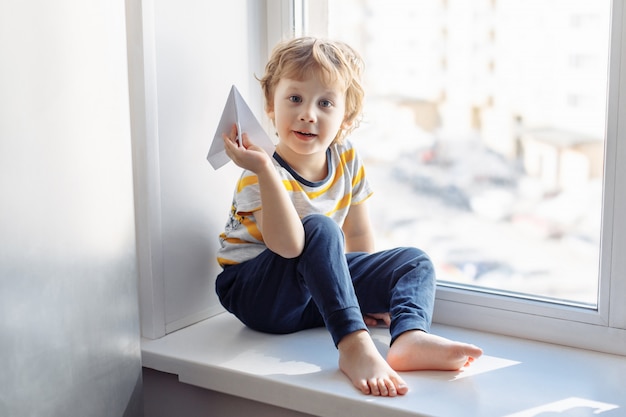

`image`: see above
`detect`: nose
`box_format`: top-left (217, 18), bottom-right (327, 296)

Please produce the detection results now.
top-left (299, 103), bottom-right (316, 123)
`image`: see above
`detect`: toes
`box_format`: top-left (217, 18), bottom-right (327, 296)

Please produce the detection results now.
top-left (368, 377), bottom-right (408, 397)
top-left (393, 378), bottom-right (409, 395)
top-left (357, 380), bottom-right (371, 395)
top-left (384, 379), bottom-right (398, 397)
top-left (368, 378), bottom-right (381, 396)
top-left (378, 379), bottom-right (389, 396)
top-left (354, 376), bottom-right (408, 397)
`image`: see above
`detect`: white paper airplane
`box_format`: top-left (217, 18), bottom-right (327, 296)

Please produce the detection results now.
top-left (207, 85), bottom-right (275, 170)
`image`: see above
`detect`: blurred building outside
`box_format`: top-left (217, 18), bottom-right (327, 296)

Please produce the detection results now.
top-left (328, 0), bottom-right (609, 305)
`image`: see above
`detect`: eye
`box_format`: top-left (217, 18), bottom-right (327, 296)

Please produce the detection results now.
top-left (288, 95), bottom-right (302, 103)
top-left (319, 99), bottom-right (333, 108)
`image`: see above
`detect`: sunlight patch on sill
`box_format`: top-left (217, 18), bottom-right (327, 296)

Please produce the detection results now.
top-left (504, 397), bottom-right (619, 417)
top-left (407, 355), bottom-right (521, 382)
top-left (219, 350), bottom-right (322, 376)
top-left (450, 355), bottom-right (520, 380)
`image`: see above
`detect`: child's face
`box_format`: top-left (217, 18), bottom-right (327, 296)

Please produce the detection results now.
top-left (268, 74), bottom-right (349, 158)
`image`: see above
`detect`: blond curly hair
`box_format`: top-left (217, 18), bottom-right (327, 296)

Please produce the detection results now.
top-left (258, 37), bottom-right (365, 144)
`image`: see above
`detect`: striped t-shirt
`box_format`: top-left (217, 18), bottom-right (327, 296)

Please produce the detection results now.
top-left (217, 140), bottom-right (373, 267)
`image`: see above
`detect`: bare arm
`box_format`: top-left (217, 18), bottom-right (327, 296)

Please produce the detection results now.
top-left (342, 201), bottom-right (375, 253)
top-left (223, 127), bottom-right (304, 258)
top-left (253, 175), bottom-right (305, 258)
top-left (343, 201), bottom-right (389, 324)
top-left (343, 201), bottom-right (390, 325)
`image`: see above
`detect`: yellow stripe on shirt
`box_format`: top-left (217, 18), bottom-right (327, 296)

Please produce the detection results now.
top-left (282, 179), bottom-right (305, 192)
top-left (325, 191), bottom-right (353, 217)
top-left (241, 215), bottom-right (263, 242)
top-left (352, 165), bottom-right (367, 189)
top-left (237, 174), bottom-right (259, 193)
top-left (340, 147), bottom-right (356, 165)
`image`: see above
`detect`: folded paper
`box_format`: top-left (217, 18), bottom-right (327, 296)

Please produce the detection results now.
top-left (207, 85), bottom-right (275, 170)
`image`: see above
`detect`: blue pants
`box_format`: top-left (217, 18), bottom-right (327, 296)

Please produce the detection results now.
top-left (216, 214), bottom-right (436, 347)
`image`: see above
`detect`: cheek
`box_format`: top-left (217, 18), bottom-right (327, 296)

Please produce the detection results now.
top-left (274, 106), bottom-right (293, 125)
top-left (332, 113), bottom-right (348, 130)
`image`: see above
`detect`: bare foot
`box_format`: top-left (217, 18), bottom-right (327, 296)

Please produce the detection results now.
top-left (338, 330), bottom-right (409, 396)
top-left (387, 330), bottom-right (483, 372)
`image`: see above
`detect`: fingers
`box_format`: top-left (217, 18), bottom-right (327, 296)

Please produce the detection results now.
top-left (363, 313), bottom-right (391, 327)
top-left (363, 316), bottom-right (377, 327)
top-left (239, 132), bottom-right (249, 148)
top-left (222, 124), bottom-right (256, 151)
top-left (221, 124), bottom-right (238, 143)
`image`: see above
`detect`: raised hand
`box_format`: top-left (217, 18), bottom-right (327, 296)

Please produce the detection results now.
top-left (222, 124), bottom-right (272, 173)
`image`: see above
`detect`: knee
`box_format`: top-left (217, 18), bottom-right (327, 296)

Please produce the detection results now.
top-left (302, 214), bottom-right (344, 248)
top-left (302, 213), bottom-right (336, 228)
top-left (302, 214), bottom-right (343, 237)
top-left (406, 246), bottom-right (432, 265)
top-left (397, 247), bottom-right (435, 277)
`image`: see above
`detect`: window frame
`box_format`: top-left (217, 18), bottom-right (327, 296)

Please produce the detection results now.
top-left (290, 0), bottom-right (626, 355)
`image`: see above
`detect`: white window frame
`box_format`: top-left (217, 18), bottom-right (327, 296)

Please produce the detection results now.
top-left (292, 0), bottom-right (626, 355)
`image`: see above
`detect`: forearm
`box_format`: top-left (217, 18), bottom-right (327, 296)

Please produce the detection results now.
top-left (345, 231), bottom-right (375, 253)
top-left (256, 164), bottom-right (305, 258)
top-left (223, 130), bottom-right (304, 257)
top-left (343, 202), bottom-right (375, 253)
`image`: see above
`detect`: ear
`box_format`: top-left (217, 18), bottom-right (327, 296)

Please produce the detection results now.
top-left (267, 108), bottom-right (275, 124)
top-left (341, 118), bottom-right (353, 130)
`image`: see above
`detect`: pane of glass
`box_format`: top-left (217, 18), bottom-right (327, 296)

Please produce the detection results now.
top-left (327, 0), bottom-right (610, 307)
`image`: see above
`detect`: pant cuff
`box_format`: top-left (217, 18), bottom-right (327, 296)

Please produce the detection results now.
top-left (390, 314), bottom-right (431, 345)
top-left (326, 306), bottom-right (368, 347)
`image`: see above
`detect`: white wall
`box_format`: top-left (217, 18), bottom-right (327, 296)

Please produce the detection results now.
top-left (0, 1), bottom-right (142, 415)
top-left (132, 0), bottom-right (271, 337)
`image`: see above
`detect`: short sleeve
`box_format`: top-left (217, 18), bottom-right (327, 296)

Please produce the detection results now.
top-left (349, 147), bottom-right (374, 205)
top-left (233, 170), bottom-right (262, 214)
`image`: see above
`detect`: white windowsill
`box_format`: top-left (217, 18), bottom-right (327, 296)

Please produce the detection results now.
top-left (141, 312), bottom-right (626, 417)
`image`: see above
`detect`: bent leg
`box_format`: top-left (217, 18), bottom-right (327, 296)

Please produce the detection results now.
top-left (347, 247), bottom-right (483, 371)
top-left (215, 248), bottom-right (325, 335)
top-left (348, 247), bottom-right (436, 343)
top-left (217, 214), bottom-right (411, 395)
top-left (296, 214), bottom-right (367, 346)
top-left (299, 216), bottom-right (410, 395)
top-left (216, 214), bottom-right (366, 345)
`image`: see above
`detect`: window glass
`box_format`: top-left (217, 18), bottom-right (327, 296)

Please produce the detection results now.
top-left (328, 0), bottom-right (610, 307)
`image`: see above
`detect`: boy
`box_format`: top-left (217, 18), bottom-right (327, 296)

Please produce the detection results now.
top-left (216, 37), bottom-right (482, 397)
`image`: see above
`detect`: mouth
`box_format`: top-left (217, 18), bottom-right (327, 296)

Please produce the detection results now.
top-left (294, 130), bottom-right (318, 140)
